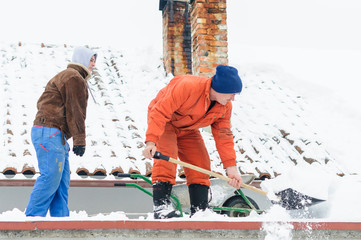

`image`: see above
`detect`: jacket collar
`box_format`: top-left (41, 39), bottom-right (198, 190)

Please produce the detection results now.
top-left (205, 77), bottom-right (212, 101)
top-left (204, 77), bottom-right (213, 111)
top-left (67, 63), bottom-right (91, 81)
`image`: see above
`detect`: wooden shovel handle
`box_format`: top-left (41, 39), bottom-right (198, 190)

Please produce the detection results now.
top-left (153, 152), bottom-right (267, 196)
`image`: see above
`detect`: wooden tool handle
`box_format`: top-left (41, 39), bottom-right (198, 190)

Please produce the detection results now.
top-left (154, 151), bottom-right (267, 196)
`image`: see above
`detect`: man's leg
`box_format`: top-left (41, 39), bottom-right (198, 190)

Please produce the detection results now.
top-left (151, 123), bottom-right (179, 185)
top-left (188, 183), bottom-right (209, 215)
top-left (178, 130), bottom-right (211, 215)
top-left (177, 130), bottom-right (211, 186)
top-left (25, 127), bottom-right (66, 217)
top-left (49, 141), bottom-right (70, 217)
top-left (152, 181), bottom-right (181, 219)
top-left (151, 123), bottom-right (180, 219)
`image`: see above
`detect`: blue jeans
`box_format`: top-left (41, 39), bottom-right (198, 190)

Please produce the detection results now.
top-left (25, 126), bottom-right (70, 217)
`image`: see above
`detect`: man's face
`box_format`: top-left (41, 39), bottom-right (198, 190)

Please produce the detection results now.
top-left (214, 92), bottom-right (238, 105)
top-left (88, 56), bottom-right (96, 71)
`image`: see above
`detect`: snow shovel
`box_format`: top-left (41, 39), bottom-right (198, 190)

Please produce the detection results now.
top-left (153, 151), bottom-right (325, 210)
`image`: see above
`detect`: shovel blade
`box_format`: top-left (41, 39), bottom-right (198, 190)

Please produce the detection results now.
top-left (275, 188), bottom-right (325, 210)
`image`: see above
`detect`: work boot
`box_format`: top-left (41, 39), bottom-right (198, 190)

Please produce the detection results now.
top-left (153, 182), bottom-right (181, 219)
top-left (189, 184), bottom-right (209, 216)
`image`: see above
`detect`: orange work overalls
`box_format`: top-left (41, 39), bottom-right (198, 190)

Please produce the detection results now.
top-left (146, 75), bottom-right (237, 186)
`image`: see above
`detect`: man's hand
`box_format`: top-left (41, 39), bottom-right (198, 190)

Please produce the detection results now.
top-left (142, 141), bottom-right (157, 159)
top-left (225, 166), bottom-right (243, 189)
top-left (73, 145), bottom-right (85, 157)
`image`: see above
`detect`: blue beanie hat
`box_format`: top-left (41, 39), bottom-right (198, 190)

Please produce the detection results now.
top-left (211, 65), bottom-right (242, 93)
top-left (72, 46), bottom-right (97, 69)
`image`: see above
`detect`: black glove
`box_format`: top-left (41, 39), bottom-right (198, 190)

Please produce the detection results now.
top-left (73, 145), bottom-right (85, 157)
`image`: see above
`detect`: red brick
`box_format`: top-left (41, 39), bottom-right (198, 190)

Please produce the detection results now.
top-left (199, 67), bottom-right (215, 73)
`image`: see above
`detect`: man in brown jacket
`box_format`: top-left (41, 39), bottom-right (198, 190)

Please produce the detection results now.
top-left (25, 46), bottom-right (97, 217)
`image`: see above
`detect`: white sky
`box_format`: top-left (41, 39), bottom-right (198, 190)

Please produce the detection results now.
top-left (2, 0), bottom-right (361, 51)
top-left (0, 0), bottom-right (163, 48)
top-left (228, 0), bottom-right (361, 51)
top-left (226, 0), bottom-right (361, 113)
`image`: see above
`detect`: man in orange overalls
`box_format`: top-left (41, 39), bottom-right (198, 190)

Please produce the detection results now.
top-left (143, 65), bottom-right (243, 219)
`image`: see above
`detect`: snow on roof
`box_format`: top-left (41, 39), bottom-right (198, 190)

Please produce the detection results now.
top-left (0, 42), bottom-right (346, 180)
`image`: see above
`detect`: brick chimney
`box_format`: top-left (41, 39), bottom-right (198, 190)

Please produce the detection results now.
top-left (190, 0), bottom-right (228, 78)
top-left (159, 0), bottom-right (192, 76)
top-left (159, 0), bottom-right (228, 78)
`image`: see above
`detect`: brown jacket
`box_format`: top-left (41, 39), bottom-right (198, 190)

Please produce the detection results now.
top-left (33, 63), bottom-right (90, 145)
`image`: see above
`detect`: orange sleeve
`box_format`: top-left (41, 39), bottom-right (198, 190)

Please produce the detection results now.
top-left (145, 78), bottom-right (189, 144)
top-left (211, 103), bottom-right (237, 168)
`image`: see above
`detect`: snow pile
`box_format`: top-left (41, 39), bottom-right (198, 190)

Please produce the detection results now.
top-left (261, 205), bottom-right (294, 240)
top-left (260, 165), bottom-right (331, 201)
top-left (0, 208), bottom-right (128, 222)
top-left (326, 175), bottom-right (361, 221)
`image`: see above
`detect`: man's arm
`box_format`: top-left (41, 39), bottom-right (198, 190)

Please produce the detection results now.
top-left (63, 76), bottom-right (88, 146)
top-left (211, 103), bottom-right (243, 188)
top-left (211, 103), bottom-right (237, 168)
